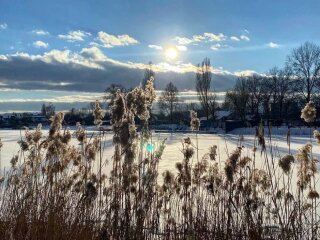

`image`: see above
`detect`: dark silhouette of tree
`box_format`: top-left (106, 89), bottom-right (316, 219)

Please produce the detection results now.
top-left (41, 103), bottom-right (55, 118)
top-left (246, 74), bottom-right (265, 117)
top-left (142, 61), bottom-right (155, 88)
top-left (158, 82), bottom-right (179, 123)
top-left (224, 77), bottom-right (249, 121)
top-left (268, 67), bottom-right (295, 120)
top-left (287, 42), bottom-right (320, 103)
top-left (104, 84), bottom-right (126, 108)
top-left (196, 57), bottom-right (216, 121)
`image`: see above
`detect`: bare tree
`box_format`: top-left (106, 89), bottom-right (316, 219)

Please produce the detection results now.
top-left (41, 103), bottom-right (55, 118)
top-left (196, 57), bottom-right (216, 121)
top-left (287, 42), bottom-right (320, 103)
top-left (224, 77), bottom-right (249, 121)
top-left (158, 82), bottom-right (179, 123)
top-left (104, 84), bottom-right (126, 108)
top-left (246, 74), bottom-right (265, 117)
top-left (142, 61), bottom-right (155, 88)
top-left (268, 67), bottom-right (295, 120)
top-left (88, 102), bottom-right (96, 114)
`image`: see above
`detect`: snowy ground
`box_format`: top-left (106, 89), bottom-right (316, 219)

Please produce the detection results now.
top-left (1, 128), bottom-right (319, 176)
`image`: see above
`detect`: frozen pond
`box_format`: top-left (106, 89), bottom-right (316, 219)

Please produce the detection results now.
top-left (1, 129), bottom-right (320, 178)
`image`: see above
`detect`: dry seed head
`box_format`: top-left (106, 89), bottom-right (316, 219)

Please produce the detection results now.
top-left (18, 140), bottom-right (29, 151)
top-left (285, 192), bottom-right (294, 202)
top-left (301, 101), bottom-right (316, 123)
top-left (144, 77), bottom-right (156, 106)
top-left (111, 90), bottom-right (125, 124)
top-left (314, 130), bottom-right (320, 144)
top-left (184, 137), bottom-right (192, 145)
top-left (238, 156), bottom-right (252, 168)
top-left (184, 147), bottom-right (194, 159)
top-left (279, 154), bottom-right (294, 174)
top-left (163, 170), bottom-right (174, 185)
top-left (75, 122), bottom-right (86, 143)
top-left (209, 145), bottom-right (217, 161)
top-left (93, 100), bottom-right (104, 126)
top-left (190, 110), bottom-right (200, 131)
top-left (85, 145), bottom-right (96, 162)
top-left (49, 112), bottom-right (64, 137)
top-left (176, 162), bottom-right (183, 172)
top-left (10, 155), bottom-right (18, 167)
top-left (308, 189), bottom-right (319, 199)
top-left (61, 128), bottom-right (72, 144)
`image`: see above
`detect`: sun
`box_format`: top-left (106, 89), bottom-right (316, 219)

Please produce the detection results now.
top-left (165, 47), bottom-right (178, 60)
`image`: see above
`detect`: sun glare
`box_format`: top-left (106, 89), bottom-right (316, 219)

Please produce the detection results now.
top-left (165, 47), bottom-right (178, 60)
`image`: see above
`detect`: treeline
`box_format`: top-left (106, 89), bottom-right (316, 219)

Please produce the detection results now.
top-left (104, 59), bottom-right (216, 126)
top-left (103, 41), bottom-right (320, 128)
top-left (224, 42), bottom-right (320, 126)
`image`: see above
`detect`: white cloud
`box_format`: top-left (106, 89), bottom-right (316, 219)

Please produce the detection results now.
top-left (210, 44), bottom-right (222, 50)
top-left (58, 30), bottom-right (91, 42)
top-left (204, 33), bottom-right (226, 42)
top-left (174, 32), bottom-right (226, 45)
top-left (173, 37), bottom-right (194, 45)
top-left (33, 41), bottom-right (49, 48)
top-left (0, 23), bottom-right (7, 30)
top-left (210, 44), bottom-right (228, 51)
top-left (80, 46), bottom-right (107, 61)
top-left (230, 36), bottom-right (240, 41)
top-left (240, 35), bottom-right (250, 41)
top-left (234, 70), bottom-right (258, 77)
top-left (268, 42), bottom-right (280, 48)
top-left (176, 45), bottom-right (187, 51)
top-left (0, 48), bottom-right (260, 92)
top-left (148, 44), bottom-right (163, 50)
top-left (32, 29), bottom-right (50, 35)
top-left (97, 31), bottom-right (139, 48)
top-left (192, 35), bottom-right (206, 42)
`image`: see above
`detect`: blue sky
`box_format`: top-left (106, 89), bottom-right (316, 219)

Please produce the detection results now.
top-left (0, 0), bottom-right (319, 112)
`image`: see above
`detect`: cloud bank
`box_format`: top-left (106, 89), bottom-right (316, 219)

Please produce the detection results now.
top-left (0, 47), bottom-right (253, 93)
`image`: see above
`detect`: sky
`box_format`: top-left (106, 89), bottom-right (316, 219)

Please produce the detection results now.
top-left (0, 0), bottom-right (319, 112)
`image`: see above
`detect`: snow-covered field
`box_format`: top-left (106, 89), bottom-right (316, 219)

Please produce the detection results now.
top-left (1, 128), bottom-right (319, 176)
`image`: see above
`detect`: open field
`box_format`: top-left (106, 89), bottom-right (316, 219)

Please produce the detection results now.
top-left (1, 128), bottom-right (320, 179)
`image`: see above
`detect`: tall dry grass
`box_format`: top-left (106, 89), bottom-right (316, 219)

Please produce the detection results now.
top-left (0, 79), bottom-right (319, 239)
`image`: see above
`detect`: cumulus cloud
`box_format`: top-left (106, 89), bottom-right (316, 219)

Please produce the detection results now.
top-left (204, 33), bottom-right (226, 42)
top-left (174, 32), bottom-right (226, 45)
top-left (0, 47), bottom-right (254, 92)
top-left (174, 37), bottom-right (194, 45)
top-left (268, 42), bottom-right (280, 48)
top-left (58, 30), bottom-right (91, 42)
top-left (234, 70), bottom-right (258, 76)
top-left (32, 29), bottom-right (50, 35)
top-left (148, 44), bottom-right (163, 50)
top-left (97, 31), bottom-right (139, 48)
top-left (240, 35), bottom-right (250, 41)
top-left (230, 36), bottom-right (240, 41)
top-left (33, 41), bottom-right (49, 48)
top-left (210, 44), bottom-right (228, 51)
top-left (80, 46), bottom-right (107, 61)
top-left (0, 23), bottom-right (7, 30)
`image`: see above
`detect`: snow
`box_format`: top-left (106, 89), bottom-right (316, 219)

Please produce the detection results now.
top-left (1, 128), bottom-right (320, 198)
top-left (1, 128), bottom-right (319, 178)
top-left (229, 126), bottom-right (319, 136)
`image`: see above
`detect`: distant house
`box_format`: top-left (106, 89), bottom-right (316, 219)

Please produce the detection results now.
top-left (216, 111), bottom-right (231, 129)
top-left (0, 112), bottom-right (48, 128)
top-left (0, 113), bottom-right (23, 120)
top-left (28, 113), bottom-right (47, 123)
top-left (199, 111), bottom-right (232, 130)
